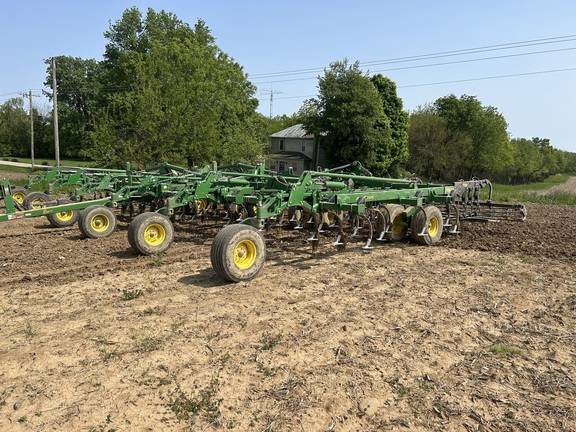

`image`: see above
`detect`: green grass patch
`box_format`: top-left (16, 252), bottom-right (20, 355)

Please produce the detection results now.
top-left (487, 344), bottom-right (526, 357)
top-left (492, 173), bottom-right (576, 205)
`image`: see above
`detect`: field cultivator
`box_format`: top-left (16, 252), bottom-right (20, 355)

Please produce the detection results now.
top-left (0, 162), bottom-right (204, 232)
top-left (1, 161), bottom-right (527, 283)
top-left (120, 163), bottom-right (526, 282)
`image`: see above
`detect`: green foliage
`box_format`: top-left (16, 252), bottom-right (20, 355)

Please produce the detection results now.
top-left (168, 379), bottom-right (222, 424)
top-left (501, 137), bottom-right (570, 184)
top-left (259, 331), bottom-right (283, 351)
top-left (434, 94), bottom-right (511, 179)
top-left (300, 60), bottom-right (392, 171)
top-left (493, 175), bottom-right (576, 205)
top-left (371, 74), bottom-right (409, 176)
top-left (87, 8), bottom-right (265, 168)
top-left (122, 289), bottom-right (144, 300)
top-left (406, 96), bottom-right (574, 185)
top-left (0, 98), bottom-right (29, 156)
top-left (44, 56), bottom-right (104, 159)
top-left (34, 7), bottom-right (267, 168)
top-left (487, 344), bottom-right (525, 356)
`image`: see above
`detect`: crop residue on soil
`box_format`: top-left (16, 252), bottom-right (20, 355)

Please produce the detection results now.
top-left (0, 189), bottom-right (575, 431)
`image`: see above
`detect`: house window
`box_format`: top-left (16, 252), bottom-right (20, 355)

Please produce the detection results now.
top-left (279, 140), bottom-right (284, 151)
top-left (291, 162), bottom-right (298, 174)
top-left (301, 141), bottom-right (306, 152)
top-left (279, 161), bottom-right (285, 171)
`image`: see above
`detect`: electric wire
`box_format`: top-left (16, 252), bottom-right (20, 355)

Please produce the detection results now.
top-left (257, 66), bottom-right (576, 102)
top-left (252, 45), bottom-right (576, 86)
top-left (248, 34), bottom-right (576, 79)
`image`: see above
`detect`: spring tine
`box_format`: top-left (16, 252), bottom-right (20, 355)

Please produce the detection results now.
top-left (362, 238), bottom-right (373, 250)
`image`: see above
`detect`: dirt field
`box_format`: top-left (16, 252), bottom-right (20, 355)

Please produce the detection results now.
top-left (1, 172), bottom-right (575, 431)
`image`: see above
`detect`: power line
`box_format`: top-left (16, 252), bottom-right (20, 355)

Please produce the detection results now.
top-left (397, 66), bottom-right (576, 88)
top-left (252, 45), bottom-right (576, 86)
top-left (257, 66), bottom-right (576, 102)
top-left (248, 34), bottom-right (576, 80)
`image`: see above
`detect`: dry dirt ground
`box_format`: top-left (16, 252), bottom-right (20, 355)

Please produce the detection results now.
top-left (0, 172), bottom-right (575, 432)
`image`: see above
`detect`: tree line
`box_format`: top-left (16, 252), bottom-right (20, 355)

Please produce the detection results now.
top-left (1, 7), bottom-right (574, 183)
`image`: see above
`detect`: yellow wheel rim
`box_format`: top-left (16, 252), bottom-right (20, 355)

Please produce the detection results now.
top-left (12, 192), bottom-right (26, 204)
top-left (234, 239), bottom-right (257, 270)
top-left (56, 211), bottom-right (74, 222)
top-left (31, 198), bottom-right (47, 209)
top-left (144, 223), bottom-right (166, 246)
top-left (195, 199), bottom-right (208, 211)
top-left (392, 216), bottom-right (404, 234)
top-left (428, 215), bottom-right (439, 237)
top-left (90, 214), bottom-right (110, 232)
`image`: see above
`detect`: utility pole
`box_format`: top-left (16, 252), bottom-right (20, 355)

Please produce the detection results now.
top-left (260, 83), bottom-right (284, 121)
top-left (20, 90), bottom-right (41, 167)
top-left (52, 57), bottom-right (60, 166)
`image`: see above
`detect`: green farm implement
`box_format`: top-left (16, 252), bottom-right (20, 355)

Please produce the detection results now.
top-left (122, 164), bottom-right (527, 282)
top-left (1, 161), bottom-right (527, 283)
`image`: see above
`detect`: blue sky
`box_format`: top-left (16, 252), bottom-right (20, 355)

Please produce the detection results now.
top-left (1, 0), bottom-right (575, 152)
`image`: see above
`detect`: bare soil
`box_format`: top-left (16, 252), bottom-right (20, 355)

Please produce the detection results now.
top-left (1, 172), bottom-right (575, 431)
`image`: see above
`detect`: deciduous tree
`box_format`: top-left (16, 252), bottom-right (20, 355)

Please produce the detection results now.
top-left (301, 59), bottom-right (398, 174)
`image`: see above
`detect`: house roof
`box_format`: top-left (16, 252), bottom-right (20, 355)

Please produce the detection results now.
top-left (270, 124), bottom-right (314, 139)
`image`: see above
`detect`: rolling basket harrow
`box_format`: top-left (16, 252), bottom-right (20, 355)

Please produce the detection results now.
top-left (1, 161), bottom-right (526, 282)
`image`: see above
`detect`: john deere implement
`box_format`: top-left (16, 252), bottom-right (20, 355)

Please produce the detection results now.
top-left (0, 161), bottom-right (527, 283)
top-left (121, 163), bottom-right (526, 282)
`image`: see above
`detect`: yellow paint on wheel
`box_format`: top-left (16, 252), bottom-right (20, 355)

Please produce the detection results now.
top-left (144, 223), bottom-right (166, 246)
top-left (391, 215), bottom-right (404, 234)
top-left (195, 199), bottom-right (208, 211)
top-left (91, 214), bottom-right (110, 232)
top-left (31, 198), bottom-right (47, 209)
top-left (55, 210), bottom-right (74, 222)
top-left (234, 239), bottom-right (257, 270)
top-left (428, 215), bottom-right (440, 237)
top-left (12, 191), bottom-right (26, 204)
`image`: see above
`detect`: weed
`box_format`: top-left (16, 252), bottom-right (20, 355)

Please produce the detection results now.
top-left (17, 416), bottom-right (27, 423)
top-left (385, 376), bottom-right (411, 397)
top-left (219, 353), bottom-right (231, 365)
top-left (99, 346), bottom-right (119, 361)
top-left (0, 389), bottom-right (10, 407)
top-left (153, 252), bottom-right (164, 267)
top-left (487, 344), bottom-right (525, 357)
top-left (122, 289), bottom-right (144, 301)
top-left (259, 331), bottom-right (283, 351)
top-left (170, 316), bottom-right (187, 332)
top-left (131, 329), bottom-right (165, 353)
top-left (257, 359), bottom-right (278, 377)
top-left (22, 322), bottom-right (37, 338)
top-left (138, 306), bottom-right (166, 316)
top-left (168, 379), bottom-right (222, 424)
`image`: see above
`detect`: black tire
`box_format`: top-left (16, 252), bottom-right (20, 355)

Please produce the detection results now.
top-left (23, 192), bottom-right (50, 210)
top-left (46, 199), bottom-right (79, 228)
top-left (11, 186), bottom-right (28, 205)
top-left (78, 205), bottom-right (116, 238)
top-left (128, 212), bottom-right (174, 255)
top-left (384, 204), bottom-right (407, 242)
top-left (411, 205), bottom-right (443, 245)
top-left (210, 224), bottom-right (266, 282)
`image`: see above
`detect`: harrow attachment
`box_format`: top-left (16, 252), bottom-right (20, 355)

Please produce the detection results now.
top-left (0, 161), bottom-right (527, 283)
